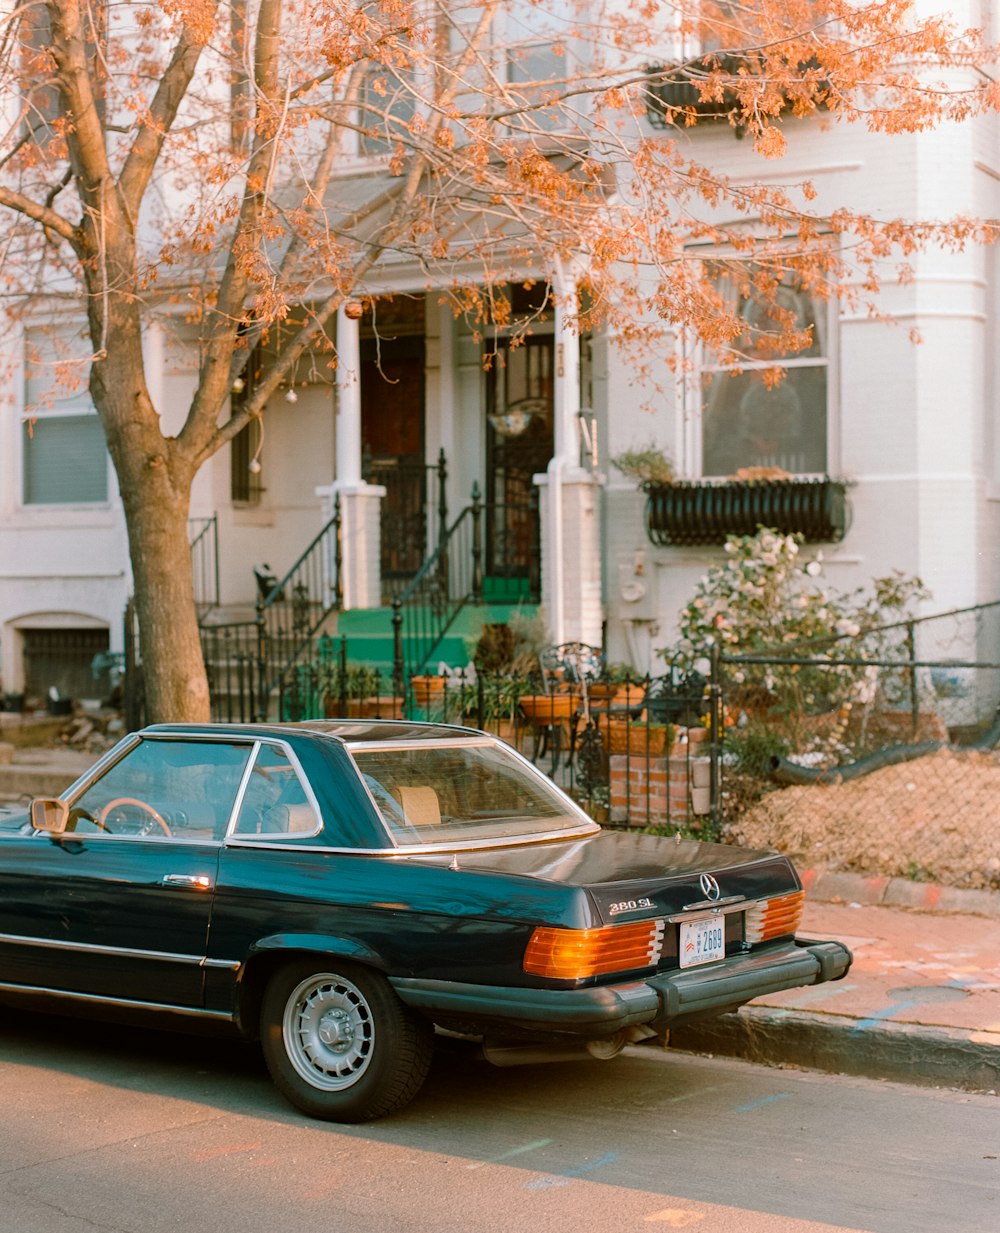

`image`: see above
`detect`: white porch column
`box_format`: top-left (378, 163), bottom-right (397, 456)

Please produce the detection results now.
top-left (536, 268), bottom-right (604, 646)
top-left (335, 304), bottom-right (363, 486)
top-left (314, 306), bottom-right (385, 609)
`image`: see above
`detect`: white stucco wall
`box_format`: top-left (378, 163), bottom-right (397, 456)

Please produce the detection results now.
top-left (599, 98), bottom-right (1000, 671)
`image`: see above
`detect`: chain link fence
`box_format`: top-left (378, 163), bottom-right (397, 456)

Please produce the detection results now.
top-left (715, 601), bottom-right (1000, 892)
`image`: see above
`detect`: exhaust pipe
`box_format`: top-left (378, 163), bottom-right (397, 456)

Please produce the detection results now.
top-left (482, 1032), bottom-right (627, 1068)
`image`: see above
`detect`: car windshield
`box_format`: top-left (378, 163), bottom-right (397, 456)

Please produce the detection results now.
top-left (348, 739), bottom-right (596, 846)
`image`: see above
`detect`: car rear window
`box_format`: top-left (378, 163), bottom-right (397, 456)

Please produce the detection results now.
top-left (348, 739), bottom-right (595, 845)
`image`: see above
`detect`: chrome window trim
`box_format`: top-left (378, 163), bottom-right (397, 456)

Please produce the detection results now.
top-left (53, 732), bottom-right (143, 806)
top-left (49, 833), bottom-right (223, 847)
top-left (223, 737), bottom-right (324, 841)
top-left (222, 824), bottom-right (598, 856)
top-left (0, 981), bottom-right (234, 1022)
top-left (343, 737), bottom-right (497, 751)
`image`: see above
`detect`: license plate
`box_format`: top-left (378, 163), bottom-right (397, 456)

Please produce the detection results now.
top-left (679, 917), bottom-right (726, 968)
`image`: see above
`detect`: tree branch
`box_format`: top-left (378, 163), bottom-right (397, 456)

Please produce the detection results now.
top-left (0, 186), bottom-right (77, 244)
top-left (119, 10), bottom-right (219, 215)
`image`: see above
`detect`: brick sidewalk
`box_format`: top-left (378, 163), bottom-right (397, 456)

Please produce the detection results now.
top-left (671, 894), bottom-right (1000, 1092)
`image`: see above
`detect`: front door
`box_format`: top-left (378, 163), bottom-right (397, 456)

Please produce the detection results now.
top-left (361, 333), bottom-right (427, 592)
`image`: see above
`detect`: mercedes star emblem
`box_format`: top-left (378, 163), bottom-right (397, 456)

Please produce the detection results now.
top-left (699, 872), bottom-right (721, 901)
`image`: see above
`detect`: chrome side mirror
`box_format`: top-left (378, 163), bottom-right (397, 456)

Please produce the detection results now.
top-left (30, 798), bottom-right (69, 834)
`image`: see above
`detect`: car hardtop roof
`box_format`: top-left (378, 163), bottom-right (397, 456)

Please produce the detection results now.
top-left (141, 719), bottom-right (489, 745)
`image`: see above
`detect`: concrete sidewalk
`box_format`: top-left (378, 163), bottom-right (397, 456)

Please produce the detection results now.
top-left (2, 735), bottom-right (998, 1095)
top-left (0, 744), bottom-right (96, 802)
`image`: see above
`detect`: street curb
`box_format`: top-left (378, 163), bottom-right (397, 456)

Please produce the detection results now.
top-left (668, 1006), bottom-right (1000, 1093)
top-left (800, 867), bottom-right (1000, 919)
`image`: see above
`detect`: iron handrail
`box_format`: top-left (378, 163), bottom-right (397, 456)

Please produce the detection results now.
top-left (253, 497), bottom-right (343, 715)
top-left (392, 484), bottom-right (483, 688)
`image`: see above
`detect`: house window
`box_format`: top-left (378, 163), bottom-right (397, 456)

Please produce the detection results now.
top-left (358, 66), bottom-right (416, 156)
top-left (503, 0), bottom-right (571, 134)
top-left (700, 274), bottom-right (830, 477)
top-left (230, 348), bottom-right (264, 506)
top-left (22, 327), bottom-right (108, 506)
top-left (230, 417), bottom-right (264, 505)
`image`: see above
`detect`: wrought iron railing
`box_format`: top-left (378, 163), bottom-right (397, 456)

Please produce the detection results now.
top-left (187, 514), bottom-right (219, 616)
top-left (200, 497), bottom-right (342, 720)
top-left (644, 477), bottom-right (849, 546)
top-left (391, 483), bottom-right (484, 687)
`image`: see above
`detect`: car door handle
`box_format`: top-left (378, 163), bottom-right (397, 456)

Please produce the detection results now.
top-left (160, 874), bottom-right (214, 890)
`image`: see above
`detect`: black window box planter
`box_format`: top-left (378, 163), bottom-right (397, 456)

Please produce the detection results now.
top-left (643, 477), bottom-right (849, 547)
top-left (645, 57), bottom-right (748, 127)
top-left (644, 57), bottom-right (824, 129)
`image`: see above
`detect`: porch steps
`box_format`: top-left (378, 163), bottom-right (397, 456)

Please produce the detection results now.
top-left (335, 603), bottom-right (539, 673)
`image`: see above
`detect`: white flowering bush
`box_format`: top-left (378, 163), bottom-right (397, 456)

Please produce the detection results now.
top-left (672, 528), bottom-right (927, 664)
top-left (666, 527), bottom-right (930, 761)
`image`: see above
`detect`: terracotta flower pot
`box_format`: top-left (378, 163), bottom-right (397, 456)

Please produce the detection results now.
top-left (613, 684), bottom-right (646, 708)
top-left (605, 720), bottom-right (671, 756)
top-left (518, 694), bottom-right (579, 725)
top-left (411, 676), bottom-right (448, 707)
top-left (587, 682), bottom-right (618, 701)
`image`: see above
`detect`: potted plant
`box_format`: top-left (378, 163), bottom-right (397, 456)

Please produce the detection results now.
top-left (475, 674), bottom-right (524, 742)
top-left (610, 444), bottom-right (675, 487)
top-left (411, 673), bottom-right (448, 708)
top-left (604, 718), bottom-right (674, 757)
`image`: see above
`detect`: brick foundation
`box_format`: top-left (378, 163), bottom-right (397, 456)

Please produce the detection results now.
top-left (609, 753), bottom-right (709, 826)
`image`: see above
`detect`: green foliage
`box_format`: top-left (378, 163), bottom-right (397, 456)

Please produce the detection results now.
top-left (610, 444), bottom-right (675, 487)
top-left (724, 722), bottom-right (789, 774)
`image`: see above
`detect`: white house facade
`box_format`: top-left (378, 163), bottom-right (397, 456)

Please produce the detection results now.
top-left (2, 1), bottom-right (1000, 706)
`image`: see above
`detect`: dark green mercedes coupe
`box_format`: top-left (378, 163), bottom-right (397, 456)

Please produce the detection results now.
top-left (0, 721), bottom-right (851, 1121)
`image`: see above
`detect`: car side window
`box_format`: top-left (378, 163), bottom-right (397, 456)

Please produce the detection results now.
top-left (233, 744), bottom-right (320, 838)
top-left (65, 738), bottom-right (253, 840)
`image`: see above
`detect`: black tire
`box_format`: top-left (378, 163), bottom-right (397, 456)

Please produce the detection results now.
top-left (260, 959), bottom-right (434, 1122)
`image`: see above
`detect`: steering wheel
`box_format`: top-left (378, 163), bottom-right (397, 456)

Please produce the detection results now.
top-left (97, 797), bottom-right (172, 837)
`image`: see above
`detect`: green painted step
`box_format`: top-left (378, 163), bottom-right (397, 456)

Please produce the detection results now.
top-left (333, 603), bottom-right (539, 671)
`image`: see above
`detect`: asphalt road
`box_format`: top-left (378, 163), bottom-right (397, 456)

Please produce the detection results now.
top-left (0, 1010), bottom-right (995, 1233)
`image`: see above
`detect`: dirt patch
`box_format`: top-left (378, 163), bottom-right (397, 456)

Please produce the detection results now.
top-left (724, 746), bottom-right (1000, 890)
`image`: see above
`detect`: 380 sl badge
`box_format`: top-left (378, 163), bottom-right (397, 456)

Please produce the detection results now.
top-left (608, 897), bottom-right (654, 915)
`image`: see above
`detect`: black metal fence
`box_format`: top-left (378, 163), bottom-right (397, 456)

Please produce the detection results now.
top-left (127, 595), bottom-right (1000, 887)
top-left (255, 638), bottom-right (716, 834)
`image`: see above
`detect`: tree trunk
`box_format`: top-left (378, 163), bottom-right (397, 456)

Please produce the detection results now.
top-left (119, 465), bottom-right (210, 724)
top-left (89, 318), bottom-right (210, 724)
